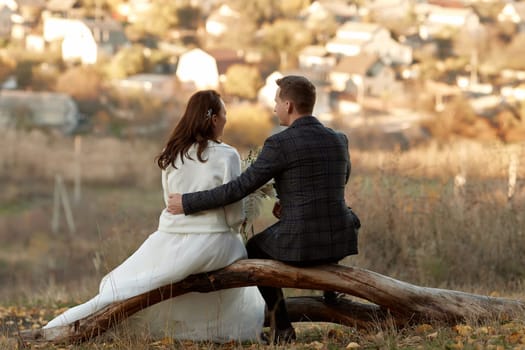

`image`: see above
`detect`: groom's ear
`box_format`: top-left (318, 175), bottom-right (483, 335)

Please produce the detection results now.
top-left (286, 101), bottom-right (293, 114)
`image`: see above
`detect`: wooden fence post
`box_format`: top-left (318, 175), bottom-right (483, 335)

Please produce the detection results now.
top-left (51, 174), bottom-right (76, 235)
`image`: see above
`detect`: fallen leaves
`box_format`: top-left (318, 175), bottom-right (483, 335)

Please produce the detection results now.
top-left (1, 305), bottom-right (525, 349)
top-left (346, 341), bottom-right (360, 348)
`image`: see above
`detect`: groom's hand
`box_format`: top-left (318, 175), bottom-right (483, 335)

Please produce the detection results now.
top-left (272, 201), bottom-right (282, 219)
top-left (167, 193), bottom-right (184, 214)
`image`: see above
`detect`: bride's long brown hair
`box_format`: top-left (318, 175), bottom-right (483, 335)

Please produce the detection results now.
top-left (157, 90), bottom-right (222, 170)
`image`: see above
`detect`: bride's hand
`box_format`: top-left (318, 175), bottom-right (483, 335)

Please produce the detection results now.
top-left (167, 193), bottom-right (183, 214)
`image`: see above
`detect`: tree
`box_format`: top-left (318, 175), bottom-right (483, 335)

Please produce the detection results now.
top-left (14, 61), bottom-right (35, 89)
top-left (228, 0), bottom-right (283, 25)
top-left (176, 5), bottom-right (201, 30)
top-left (223, 103), bottom-right (273, 148)
top-left (261, 19), bottom-right (313, 70)
top-left (128, 0), bottom-right (179, 39)
top-left (223, 65), bottom-right (263, 100)
top-left (495, 106), bottom-right (525, 142)
top-left (55, 66), bottom-right (104, 115)
top-left (205, 17), bottom-right (257, 51)
top-left (0, 55), bottom-right (15, 83)
top-left (21, 260), bottom-right (525, 344)
top-left (279, 0), bottom-right (310, 14)
top-left (305, 10), bottom-right (338, 44)
top-left (104, 45), bottom-right (146, 79)
top-left (504, 33), bottom-right (525, 70)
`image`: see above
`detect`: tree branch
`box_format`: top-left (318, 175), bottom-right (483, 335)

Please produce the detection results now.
top-left (21, 259), bottom-right (525, 344)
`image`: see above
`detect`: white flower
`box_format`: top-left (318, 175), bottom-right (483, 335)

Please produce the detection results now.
top-left (240, 149), bottom-right (276, 241)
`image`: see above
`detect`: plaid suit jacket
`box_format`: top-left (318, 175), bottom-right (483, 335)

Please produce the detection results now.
top-left (182, 116), bottom-right (358, 262)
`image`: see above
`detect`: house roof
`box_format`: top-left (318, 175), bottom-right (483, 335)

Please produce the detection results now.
top-left (0, 5), bottom-right (15, 14)
top-left (0, 90), bottom-right (78, 129)
top-left (332, 54), bottom-right (382, 76)
top-left (16, 0), bottom-right (45, 7)
top-left (122, 74), bottom-right (173, 83)
top-left (327, 37), bottom-right (369, 47)
top-left (207, 4), bottom-right (240, 22)
top-left (82, 17), bottom-right (128, 45)
top-left (507, 2), bottom-right (525, 20)
top-left (83, 17), bottom-right (122, 31)
top-left (427, 0), bottom-right (466, 9)
top-left (426, 6), bottom-right (475, 22)
top-left (281, 68), bottom-right (329, 85)
top-left (337, 21), bottom-right (383, 36)
top-left (301, 1), bottom-right (357, 19)
top-left (299, 45), bottom-right (330, 57)
top-left (207, 48), bottom-right (244, 75)
top-left (46, 0), bottom-right (79, 12)
top-left (320, 0), bottom-right (357, 17)
top-left (0, 0), bottom-right (17, 11)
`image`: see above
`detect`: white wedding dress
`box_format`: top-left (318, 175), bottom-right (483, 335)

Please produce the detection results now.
top-left (43, 142), bottom-right (266, 342)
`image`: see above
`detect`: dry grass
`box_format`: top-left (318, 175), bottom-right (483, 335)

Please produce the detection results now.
top-left (1, 130), bottom-right (524, 348)
top-left (346, 139), bottom-right (525, 291)
top-left (2, 308), bottom-right (525, 349)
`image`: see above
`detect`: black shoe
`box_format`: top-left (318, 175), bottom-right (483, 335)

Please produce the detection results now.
top-left (271, 326), bottom-right (296, 344)
top-left (323, 291), bottom-right (342, 304)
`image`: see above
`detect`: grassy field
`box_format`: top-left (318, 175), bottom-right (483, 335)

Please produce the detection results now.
top-left (0, 129), bottom-right (524, 349)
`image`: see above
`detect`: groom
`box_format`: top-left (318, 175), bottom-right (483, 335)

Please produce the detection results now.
top-left (167, 75), bottom-right (359, 343)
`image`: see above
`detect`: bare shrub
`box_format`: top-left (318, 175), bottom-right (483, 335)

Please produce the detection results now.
top-left (0, 129), bottom-right (160, 187)
top-left (1, 130), bottom-right (524, 301)
top-left (223, 103), bottom-right (274, 148)
top-left (347, 140), bottom-right (525, 291)
top-left (55, 65), bottom-right (104, 115)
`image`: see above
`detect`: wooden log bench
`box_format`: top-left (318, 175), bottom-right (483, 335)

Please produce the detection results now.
top-left (19, 259), bottom-right (525, 344)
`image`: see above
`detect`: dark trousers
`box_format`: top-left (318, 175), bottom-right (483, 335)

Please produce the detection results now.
top-left (246, 235), bottom-right (339, 330)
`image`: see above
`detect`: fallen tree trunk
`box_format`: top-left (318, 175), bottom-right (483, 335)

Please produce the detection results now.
top-left (21, 259), bottom-right (525, 344)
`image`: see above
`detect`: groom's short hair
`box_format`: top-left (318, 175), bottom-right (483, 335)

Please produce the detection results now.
top-left (276, 75), bottom-right (316, 115)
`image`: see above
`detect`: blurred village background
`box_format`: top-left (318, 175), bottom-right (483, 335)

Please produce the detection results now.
top-left (0, 0), bottom-right (525, 306)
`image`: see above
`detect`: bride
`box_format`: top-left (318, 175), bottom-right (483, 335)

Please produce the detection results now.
top-left (43, 90), bottom-right (266, 343)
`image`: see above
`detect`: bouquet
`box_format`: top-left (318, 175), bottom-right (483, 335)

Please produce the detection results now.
top-left (240, 149), bottom-right (276, 241)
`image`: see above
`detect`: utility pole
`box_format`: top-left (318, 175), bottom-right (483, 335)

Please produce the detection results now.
top-left (74, 135), bottom-right (82, 203)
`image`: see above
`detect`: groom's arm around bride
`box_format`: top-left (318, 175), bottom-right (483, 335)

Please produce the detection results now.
top-left (167, 75), bottom-right (360, 344)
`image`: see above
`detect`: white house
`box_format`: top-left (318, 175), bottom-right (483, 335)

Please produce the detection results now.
top-left (25, 33), bottom-right (45, 51)
top-left (114, 0), bottom-right (151, 23)
top-left (11, 0), bottom-right (45, 23)
top-left (257, 71), bottom-right (283, 109)
top-left (0, 90), bottom-right (79, 133)
top-left (326, 22), bottom-right (386, 57)
top-left (176, 48), bottom-right (219, 90)
top-left (61, 20), bottom-right (97, 64)
top-left (44, 0), bottom-right (83, 18)
top-left (417, 5), bottom-right (480, 36)
top-left (501, 83), bottom-right (525, 101)
top-left (365, 0), bottom-right (411, 21)
top-left (9, 13), bottom-right (27, 40)
top-left (0, 5), bottom-right (14, 37)
top-left (205, 4), bottom-right (240, 37)
top-left (298, 45), bottom-right (336, 72)
top-left (468, 94), bottom-right (502, 116)
top-left (498, 2), bottom-right (525, 24)
top-left (44, 16), bottom-right (128, 64)
top-left (257, 69), bottom-right (333, 121)
top-left (326, 21), bottom-right (412, 65)
top-left (329, 54), bottom-right (396, 97)
top-left (207, 48), bottom-right (245, 82)
top-left (112, 74), bottom-right (175, 101)
top-left (300, 1), bottom-right (358, 24)
top-left (0, 0), bottom-right (17, 10)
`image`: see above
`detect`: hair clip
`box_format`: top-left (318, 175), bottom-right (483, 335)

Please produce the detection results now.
top-left (205, 108), bottom-right (213, 119)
